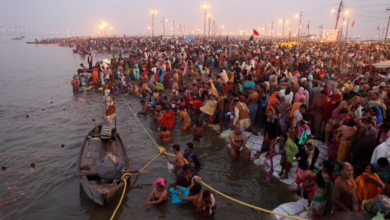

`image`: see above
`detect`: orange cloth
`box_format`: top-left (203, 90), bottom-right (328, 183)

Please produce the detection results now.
top-left (92, 70), bottom-right (99, 83)
top-left (157, 131), bottom-right (172, 143)
top-left (180, 111), bottom-right (191, 130)
top-left (267, 91), bottom-right (280, 114)
top-left (161, 111), bottom-right (175, 129)
top-left (289, 102), bottom-right (302, 139)
top-left (222, 82), bottom-right (229, 94)
top-left (290, 102), bottom-right (302, 118)
top-left (355, 172), bottom-right (384, 211)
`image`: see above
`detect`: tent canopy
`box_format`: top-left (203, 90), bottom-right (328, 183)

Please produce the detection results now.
top-left (372, 60), bottom-right (390, 68)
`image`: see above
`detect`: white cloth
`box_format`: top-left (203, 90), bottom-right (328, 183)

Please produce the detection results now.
top-left (280, 90), bottom-right (293, 104)
top-left (293, 109), bottom-right (303, 128)
top-left (371, 138), bottom-right (390, 163)
top-left (219, 70), bottom-right (229, 82)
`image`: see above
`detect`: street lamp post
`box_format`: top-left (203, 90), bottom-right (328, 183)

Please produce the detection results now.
top-left (340, 10), bottom-right (349, 42)
top-left (202, 4), bottom-right (210, 37)
top-left (102, 22), bottom-right (107, 38)
top-left (150, 10), bottom-right (157, 38)
top-left (384, 8), bottom-right (390, 45)
top-left (279, 18), bottom-right (288, 38)
top-left (147, 26), bottom-right (150, 37)
top-left (162, 18), bottom-right (167, 36)
top-left (296, 12), bottom-right (302, 39)
top-left (345, 19), bottom-right (349, 43)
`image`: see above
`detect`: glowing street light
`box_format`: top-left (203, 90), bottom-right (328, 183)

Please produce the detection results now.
top-left (279, 18), bottom-right (288, 38)
top-left (202, 4), bottom-right (210, 37)
top-left (99, 26), bottom-right (103, 37)
top-left (100, 22), bottom-right (108, 37)
top-left (332, 9), bottom-right (335, 13)
top-left (150, 10), bottom-right (158, 37)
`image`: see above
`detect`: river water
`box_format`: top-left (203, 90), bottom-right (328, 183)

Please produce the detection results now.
top-left (0, 38), bottom-right (299, 220)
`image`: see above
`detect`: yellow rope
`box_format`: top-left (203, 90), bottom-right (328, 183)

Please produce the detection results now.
top-left (200, 181), bottom-right (307, 220)
top-left (0, 86), bottom-right (60, 121)
top-left (110, 153), bottom-right (162, 220)
top-left (120, 93), bottom-right (160, 149)
top-left (109, 93), bottom-right (308, 220)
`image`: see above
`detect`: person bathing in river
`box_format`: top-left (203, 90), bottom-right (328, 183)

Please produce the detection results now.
top-left (168, 144), bottom-right (185, 173)
top-left (196, 190), bottom-right (217, 216)
top-left (229, 124), bottom-right (251, 164)
top-left (177, 164), bottom-right (198, 188)
top-left (184, 142), bottom-right (201, 168)
top-left (178, 107), bottom-right (191, 130)
top-left (176, 183), bottom-right (203, 206)
top-left (144, 178), bottom-right (168, 206)
top-left (191, 119), bottom-right (204, 143)
top-left (137, 100), bottom-right (150, 115)
top-left (156, 125), bottom-right (172, 143)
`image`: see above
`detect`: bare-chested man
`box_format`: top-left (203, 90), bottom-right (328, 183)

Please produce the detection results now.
top-left (196, 190), bottom-right (217, 217)
top-left (191, 119), bottom-right (204, 143)
top-left (137, 100), bottom-right (150, 115)
top-left (168, 144), bottom-right (185, 173)
top-left (176, 183), bottom-right (203, 206)
top-left (217, 90), bottom-right (225, 133)
top-left (336, 118), bottom-right (357, 163)
top-left (246, 87), bottom-right (259, 125)
top-left (229, 124), bottom-right (251, 164)
top-left (354, 116), bottom-right (376, 132)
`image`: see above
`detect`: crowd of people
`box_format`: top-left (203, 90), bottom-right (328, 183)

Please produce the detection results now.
top-left (72, 35), bottom-right (390, 218)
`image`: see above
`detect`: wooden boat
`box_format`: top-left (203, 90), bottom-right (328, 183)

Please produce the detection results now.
top-left (26, 41), bottom-right (58, 44)
top-left (12, 38), bottom-right (22, 40)
top-left (77, 126), bottom-right (130, 206)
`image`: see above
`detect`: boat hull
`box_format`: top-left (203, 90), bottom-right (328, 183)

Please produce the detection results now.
top-left (77, 128), bottom-right (129, 206)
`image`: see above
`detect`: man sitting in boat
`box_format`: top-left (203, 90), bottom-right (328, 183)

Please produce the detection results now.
top-left (77, 63), bottom-right (87, 74)
top-left (97, 154), bottom-right (124, 183)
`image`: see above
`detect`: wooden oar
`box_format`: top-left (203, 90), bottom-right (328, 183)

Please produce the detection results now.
top-left (75, 170), bottom-right (150, 177)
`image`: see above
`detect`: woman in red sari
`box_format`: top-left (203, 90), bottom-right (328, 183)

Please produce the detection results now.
top-left (322, 92), bottom-right (341, 123)
top-left (71, 76), bottom-right (79, 92)
top-left (160, 107), bottom-right (176, 129)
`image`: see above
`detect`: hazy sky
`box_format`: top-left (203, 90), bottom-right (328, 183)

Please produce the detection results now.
top-left (1, 0), bottom-right (389, 39)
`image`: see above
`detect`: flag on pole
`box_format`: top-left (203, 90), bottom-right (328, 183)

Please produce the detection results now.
top-left (253, 29), bottom-right (259, 36)
top-left (377, 26), bottom-right (380, 31)
top-left (351, 20), bottom-right (355, 27)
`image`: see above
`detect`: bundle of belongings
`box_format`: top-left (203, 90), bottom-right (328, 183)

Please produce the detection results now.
top-left (362, 195), bottom-right (390, 218)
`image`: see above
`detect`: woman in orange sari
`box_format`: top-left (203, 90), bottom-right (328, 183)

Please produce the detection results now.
top-left (160, 107), bottom-right (176, 129)
top-left (355, 163), bottom-right (384, 211)
top-left (156, 126), bottom-right (172, 143)
top-left (267, 91), bottom-right (280, 115)
top-left (178, 107), bottom-right (191, 130)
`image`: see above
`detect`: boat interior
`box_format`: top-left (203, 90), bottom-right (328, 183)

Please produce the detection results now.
top-left (78, 126), bottom-right (127, 186)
